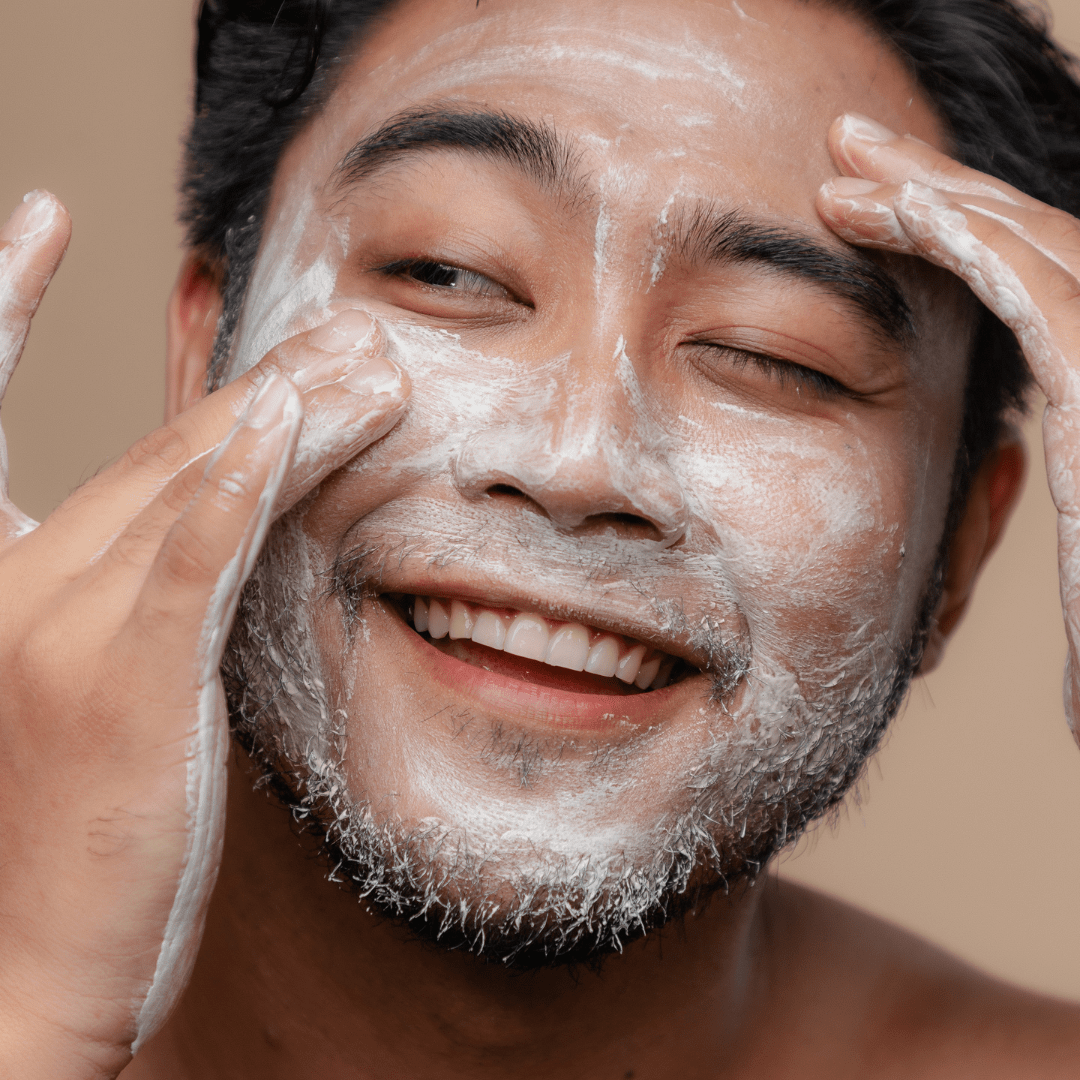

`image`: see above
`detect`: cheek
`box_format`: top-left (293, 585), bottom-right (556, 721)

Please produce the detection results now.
top-left (224, 200), bottom-right (353, 382)
top-left (667, 410), bottom-right (944, 656)
top-left (302, 321), bottom-right (568, 538)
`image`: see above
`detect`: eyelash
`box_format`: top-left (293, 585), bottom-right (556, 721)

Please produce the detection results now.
top-left (706, 347), bottom-right (853, 401)
top-left (377, 258), bottom-right (516, 301)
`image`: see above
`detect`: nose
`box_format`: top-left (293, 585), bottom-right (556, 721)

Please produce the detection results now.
top-left (451, 361), bottom-right (689, 548)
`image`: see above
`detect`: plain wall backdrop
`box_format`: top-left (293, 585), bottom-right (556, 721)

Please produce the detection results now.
top-left (3, 0), bottom-right (1080, 1001)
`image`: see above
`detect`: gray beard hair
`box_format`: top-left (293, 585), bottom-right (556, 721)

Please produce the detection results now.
top-left (221, 512), bottom-right (940, 970)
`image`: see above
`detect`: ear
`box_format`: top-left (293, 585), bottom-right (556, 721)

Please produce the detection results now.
top-left (165, 253), bottom-right (223, 422)
top-left (918, 433), bottom-right (1026, 674)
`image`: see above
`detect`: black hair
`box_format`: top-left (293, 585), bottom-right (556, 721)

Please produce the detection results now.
top-left (184, 0), bottom-right (1080, 488)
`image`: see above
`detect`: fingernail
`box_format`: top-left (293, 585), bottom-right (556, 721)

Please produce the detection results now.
top-left (0, 190), bottom-right (53, 244)
top-left (309, 309), bottom-right (378, 353)
top-left (839, 113), bottom-right (897, 143)
top-left (342, 355), bottom-right (403, 397)
top-left (823, 177), bottom-right (884, 197)
top-left (244, 372), bottom-right (297, 429)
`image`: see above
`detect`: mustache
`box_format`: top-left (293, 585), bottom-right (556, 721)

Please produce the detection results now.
top-left (325, 532), bottom-right (752, 705)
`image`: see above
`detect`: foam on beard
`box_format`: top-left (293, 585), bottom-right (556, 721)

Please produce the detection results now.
top-left (220, 494), bottom-right (935, 968)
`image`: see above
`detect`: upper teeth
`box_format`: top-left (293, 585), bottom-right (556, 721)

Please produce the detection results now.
top-left (411, 596), bottom-right (676, 691)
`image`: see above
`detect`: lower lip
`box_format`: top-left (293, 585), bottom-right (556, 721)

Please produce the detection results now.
top-left (379, 600), bottom-right (700, 731)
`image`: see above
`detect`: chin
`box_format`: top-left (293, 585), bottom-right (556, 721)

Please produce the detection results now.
top-left (221, 510), bottom-right (931, 966)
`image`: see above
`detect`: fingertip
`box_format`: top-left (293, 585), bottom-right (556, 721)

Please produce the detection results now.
top-left (835, 112), bottom-right (897, 145)
top-left (340, 354), bottom-right (410, 400)
top-left (828, 113), bottom-right (902, 181)
top-left (894, 180), bottom-right (954, 215)
top-left (0, 190), bottom-right (71, 251)
top-left (308, 308), bottom-right (384, 356)
top-left (816, 181), bottom-right (912, 252)
top-left (251, 308), bottom-right (392, 398)
top-left (826, 122), bottom-right (864, 180)
top-left (822, 176), bottom-right (883, 198)
top-left (817, 176), bottom-right (885, 218)
top-left (242, 371), bottom-right (299, 430)
top-left (826, 113), bottom-right (852, 151)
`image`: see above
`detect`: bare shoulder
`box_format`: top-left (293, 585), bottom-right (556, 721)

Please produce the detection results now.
top-left (758, 879), bottom-right (1080, 1079)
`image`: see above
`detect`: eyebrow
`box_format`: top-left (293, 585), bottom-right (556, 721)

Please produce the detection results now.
top-left (333, 106), bottom-right (587, 205)
top-left (333, 107), bottom-right (915, 348)
top-left (669, 203), bottom-right (915, 347)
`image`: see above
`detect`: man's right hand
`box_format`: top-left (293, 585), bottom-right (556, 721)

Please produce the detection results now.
top-left (0, 191), bottom-right (409, 1079)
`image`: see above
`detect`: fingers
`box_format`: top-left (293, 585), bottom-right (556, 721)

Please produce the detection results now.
top-left (0, 192), bottom-right (72, 537)
top-left (820, 171), bottom-right (1080, 276)
top-left (122, 373), bottom-right (303, 1051)
top-left (273, 352), bottom-right (406, 513)
top-left (827, 113), bottom-right (1040, 210)
top-left (90, 351), bottom-right (405, 592)
top-left (119, 373), bottom-right (301, 675)
top-left (822, 177), bottom-right (1080, 523)
top-left (818, 175), bottom-right (1080, 408)
top-left (0, 191), bottom-right (71, 391)
top-left (817, 115), bottom-right (1080, 500)
top-left (130, 307), bottom-right (404, 502)
top-left (816, 114), bottom-right (1080, 410)
top-left (38, 308), bottom-right (409, 568)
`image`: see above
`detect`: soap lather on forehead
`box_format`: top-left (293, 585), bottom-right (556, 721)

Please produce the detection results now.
top-left (339, 0), bottom-right (942, 167)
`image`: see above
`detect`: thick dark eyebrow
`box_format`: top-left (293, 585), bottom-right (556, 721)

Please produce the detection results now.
top-left (670, 204), bottom-right (916, 348)
top-left (332, 106), bottom-right (587, 206)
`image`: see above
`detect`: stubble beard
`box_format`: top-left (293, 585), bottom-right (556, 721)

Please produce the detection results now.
top-left (220, 507), bottom-right (941, 970)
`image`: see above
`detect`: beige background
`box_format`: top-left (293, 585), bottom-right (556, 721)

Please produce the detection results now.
top-left (3, 0), bottom-right (1080, 1000)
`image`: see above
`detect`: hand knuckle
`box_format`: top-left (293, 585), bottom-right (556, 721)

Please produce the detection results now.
top-left (1050, 275), bottom-right (1080, 310)
top-left (11, 614), bottom-right (73, 697)
top-left (161, 461), bottom-right (208, 515)
top-left (215, 468), bottom-right (254, 504)
top-left (123, 425), bottom-right (195, 478)
top-left (106, 529), bottom-right (149, 571)
top-left (161, 518), bottom-right (220, 587)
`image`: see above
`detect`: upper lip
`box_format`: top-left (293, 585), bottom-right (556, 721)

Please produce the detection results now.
top-left (370, 569), bottom-right (740, 674)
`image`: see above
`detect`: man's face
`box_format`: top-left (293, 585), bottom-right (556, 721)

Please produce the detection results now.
top-left (221, 0), bottom-right (974, 960)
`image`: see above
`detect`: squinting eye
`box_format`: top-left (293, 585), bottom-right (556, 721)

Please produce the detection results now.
top-left (382, 259), bottom-right (513, 301)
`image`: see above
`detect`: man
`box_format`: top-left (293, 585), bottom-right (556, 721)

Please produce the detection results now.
top-left (1, 0), bottom-right (1079, 1075)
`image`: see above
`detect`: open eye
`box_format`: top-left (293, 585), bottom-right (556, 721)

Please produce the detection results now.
top-left (379, 259), bottom-right (517, 302)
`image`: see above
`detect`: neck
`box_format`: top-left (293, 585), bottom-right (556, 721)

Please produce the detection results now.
top-left (133, 751), bottom-right (778, 1079)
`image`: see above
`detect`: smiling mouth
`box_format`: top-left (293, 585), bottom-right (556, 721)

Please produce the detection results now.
top-left (391, 594), bottom-right (694, 696)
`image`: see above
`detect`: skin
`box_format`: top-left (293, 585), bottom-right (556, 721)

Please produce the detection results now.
top-left (197, 0), bottom-right (975, 934)
top-left (0, 0), bottom-right (1077, 1076)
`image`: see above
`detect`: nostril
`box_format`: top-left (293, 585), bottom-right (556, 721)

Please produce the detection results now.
top-left (579, 511), bottom-right (664, 543)
top-left (487, 483), bottom-right (528, 499)
top-left (604, 512), bottom-right (654, 531)
top-left (482, 482), bottom-right (554, 521)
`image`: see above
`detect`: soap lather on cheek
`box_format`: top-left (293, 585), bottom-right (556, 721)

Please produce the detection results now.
top-left (223, 180), bottom-right (925, 755)
top-left (226, 194), bottom-right (349, 384)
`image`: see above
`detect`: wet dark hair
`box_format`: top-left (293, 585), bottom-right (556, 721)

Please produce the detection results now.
top-left (185, 0), bottom-right (1080, 490)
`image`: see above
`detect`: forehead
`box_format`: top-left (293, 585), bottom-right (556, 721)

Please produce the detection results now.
top-left (294, 0), bottom-right (943, 218)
